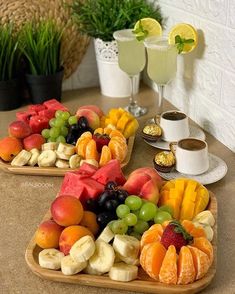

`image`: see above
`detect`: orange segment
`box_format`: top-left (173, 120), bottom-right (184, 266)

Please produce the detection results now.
top-left (159, 245), bottom-right (178, 284)
top-left (85, 139), bottom-right (99, 162)
top-left (140, 224), bottom-right (163, 249)
top-left (103, 127), bottom-right (113, 135)
top-left (177, 246), bottom-right (196, 284)
top-left (108, 139), bottom-right (127, 162)
top-left (94, 128), bottom-right (104, 135)
top-left (76, 137), bottom-right (91, 158)
top-left (140, 242), bottom-right (166, 280)
top-left (99, 145), bottom-right (112, 167)
top-left (76, 131), bottom-right (92, 146)
top-left (188, 246), bottom-right (210, 280)
top-left (181, 220), bottom-right (206, 238)
top-left (111, 135), bottom-right (127, 146)
top-left (192, 237), bottom-right (213, 266)
top-left (109, 129), bottom-right (126, 141)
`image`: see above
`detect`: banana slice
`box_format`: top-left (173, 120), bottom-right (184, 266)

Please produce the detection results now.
top-left (88, 240), bottom-right (115, 274)
top-left (70, 235), bottom-right (95, 263)
top-left (193, 210), bottom-right (215, 227)
top-left (113, 235), bottom-right (140, 258)
top-left (28, 148), bottom-right (40, 166)
top-left (97, 226), bottom-right (114, 243)
top-left (83, 262), bottom-right (103, 276)
top-left (38, 150), bottom-right (57, 167)
top-left (55, 151), bottom-right (71, 160)
top-left (115, 252), bottom-right (140, 266)
top-left (69, 154), bottom-right (82, 169)
top-left (57, 143), bottom-right (75, 156)
top-left (39, 248), bottom-right (64, 270)
top-left (11, 150), bottom-right (31, 166)
top-left (80, 159), bottom-right (99, 168)
top-left (61, 255), bottom-right (87, 275)
top-left (42, 142), bottom-right (58, 151)
top-left (55, 159), bottom-right (70, 168)
top-left (109, 262), bottom-right (138, 282)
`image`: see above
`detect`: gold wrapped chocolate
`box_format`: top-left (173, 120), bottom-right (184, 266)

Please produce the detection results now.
top-left (155, 151), bottom-right (175, 167)
top-left (143, 124), bottom-right (162, 136)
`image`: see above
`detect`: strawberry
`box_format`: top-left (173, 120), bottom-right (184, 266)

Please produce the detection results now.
top-left (92, 134), bottom-right (110, 153)
top-left (161, 221), bottom-right (193, 252)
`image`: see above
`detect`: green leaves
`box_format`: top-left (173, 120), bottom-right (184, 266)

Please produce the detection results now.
top-left (71, 0), bottom-right (164, 42)
top-left (174, 34), bottom-right (194, 54)
top-left (132, 20), bottom-right (148, 41)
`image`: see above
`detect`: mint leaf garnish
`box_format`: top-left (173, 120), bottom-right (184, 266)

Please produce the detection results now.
top-left (174, 34), bottom-right (195, 54)
top-left (133, 20), bottom-right (149, 41)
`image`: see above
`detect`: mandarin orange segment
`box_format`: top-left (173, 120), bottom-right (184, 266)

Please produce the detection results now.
top-left (188, 246), bottom-right (210, 280)
top-left (76, 131), bottom-right (92, 147)
top-left (140, 224), bottom-right (163, 249)
top-left (140, 242), bottom-right (166, 280)
top-left (181, 220), bottom-right (206, 238)
top-left (192, 237), bottom-right (213, 266)
top-left (109, 129), bottom-right (126, 141)
top-left (103, 127), bottom-right (113, 135)
top-left (108, 139), bottom-right (127, 162)
top-left (159, 245), bottom-right (178, 284)
top-left (111, 135), bottom-right (127, 146)
top-left (94, 128), bottom-right (104, 135)
top-left (99, 145), bottom-right (112, 167)
top-left (76, 137), bottom-right (91, 158)
top-left (85, 139), bottom-right (100, 162)
top-left (181, 220), bottom-right (195, 234)
top-left (177, 246), bottom-right (196, 284)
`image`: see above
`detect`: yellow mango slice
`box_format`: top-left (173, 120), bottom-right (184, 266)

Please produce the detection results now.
top-left (123, 118), bottom-right (139, 138)
top-left (180, 202), bottom-right (195, 221)
top-left (165, 198), bottom-right (181, 219)
top-left (116, 113), bottom-right (132, 133)
top-left (159, 190), bottom-right (170, 206)
top-left (108, 109), bottom-right (123, 125)
top-left (161, 181), bottom-right (175, 192)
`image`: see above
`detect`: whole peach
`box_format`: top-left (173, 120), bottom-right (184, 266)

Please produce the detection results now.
top-left (8, 120), bottom-right (31, 139)
top-left (23, 134), bottom-right (45, 151)
top-left (51, 195), bottom-right (84, 227)
top-left (78, 105), bottom-right (104, 118)
top-left (76, 108), bottom-right (100, 130)
top-left (0, 137), bottom-right (23, 161)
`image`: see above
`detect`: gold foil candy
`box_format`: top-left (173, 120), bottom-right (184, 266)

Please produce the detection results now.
top-left (143, 124), bottom-right (162, 136)
top-left (155, 151), bottom-right (175, 166)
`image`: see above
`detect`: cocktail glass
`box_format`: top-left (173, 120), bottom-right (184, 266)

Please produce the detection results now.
top-left (144, 36), bottom-right (177, 114)
top-left (113, 29), bottom-right (147, 117)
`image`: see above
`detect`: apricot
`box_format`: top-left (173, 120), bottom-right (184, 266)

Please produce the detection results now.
top-left (80, 211), bottom-right (99, 236)
top-left (51, 195), bottom-right (84, 227)
top-left (35, 220), bottom-right (63, 249)
top-left (0, 136), bottom-right (23, 162)
top-left (76, 108), bottom-right (100, 130)
top-left (59, 225), bottom-right (94, 255)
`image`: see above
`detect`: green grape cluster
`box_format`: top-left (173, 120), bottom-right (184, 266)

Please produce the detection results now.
top-left (109, 195), bottom-right (173, 239)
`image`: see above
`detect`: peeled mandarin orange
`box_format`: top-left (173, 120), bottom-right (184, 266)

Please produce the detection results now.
top-left (181, 220), bottom-right (206, 238)
top-left (140, 224), bottom-right (163, 249)
top-left (94, 128), bottom-right (104, 135)
top-left (76, 137), bottom-right (91, 158)
top-left (99, 145), bottom-right (112, 167)
top-left (159, 245), bottom-right (178, 284)
top-left (109, 129), bottom-right (126, 140)
top-left (111, 135), bottom-right (127, 146)
top-left (103, 127), bottom-right (113, 135)
top-left (76, 131), bottom-right (92, 146)
top-left (192, 237), bottom-right (213, 265)
top-left (177, 246), bottom-right (196, 285)
top-left (85, 139), bottom-right (100, 162)
top-left (108, 139), bottom-right (127, 162)
top-left (188, 246), bottom-right (210, 280)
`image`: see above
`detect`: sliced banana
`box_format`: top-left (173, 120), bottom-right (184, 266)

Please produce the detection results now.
top-left (28, 148), bottom-right (40, 166)
top-left (113, 235), bottom-right (140, 258)
top-left (55, 159), bottom-right (70, 168)
top-left (80, 159), bottom-right (99, 168)
top-left (11, 150), bottom-right (31, 166)
top-left (83, 262), bottom-right (103, 276)
top-left (97, 226), bottom-right (114, 243)
top-left (55, 151), bottom-right (71, 160)
top-left (61, 255), bottom-right (87, 275)
top-left (109, 262), bottom-right (138, 282)
top-left (38, 248), bottom-right (64, 270)
top-left (193, 210), bottom-right (215, 227)
top-left (38, 150), bottom-right (57, 167)
top-left (115, 252), bottom-right (140, 266)
top-left (57, 142), bottom-right (75, 156)
top-left (69, 154), bottom-right (82, 169)
top-left (88, 240), bottom-right (115, 274)
top-left (42, 142), bottom-right (58, 151)
top-left (70, 235), bottom-right (95, 263)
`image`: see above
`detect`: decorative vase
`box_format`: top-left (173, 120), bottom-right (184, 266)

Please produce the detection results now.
top-left (0, 78), bottom-right (22, 111)
top-left (94, 38), bottom-right (140, 98)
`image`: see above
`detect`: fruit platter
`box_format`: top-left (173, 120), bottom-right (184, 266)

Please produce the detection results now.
top-left (25, 160), bottom-right (217, 294)
top-left (0, 100), bottom-right (137, 176)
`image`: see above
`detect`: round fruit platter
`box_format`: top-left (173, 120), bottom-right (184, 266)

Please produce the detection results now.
top-left (25, 163), bottom-right (217, 294)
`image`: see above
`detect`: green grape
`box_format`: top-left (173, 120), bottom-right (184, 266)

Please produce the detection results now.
top-left (47, 137), bottom-right (56, 143)
top-left (112, 219), bottom-right (128, 234)
top-left (154, 211), bottom-right (172, 224)
top-left (116, 204), bottom-right (130, 219)
top-left (108, 220), bottom-right (116, 231)
top-left (124, 213), bottom-right (138, 226)
top-left (132, 209), bottom-right (140, 218)
top-left (139, 202), bottom-right (157, 222)
top-left (49, 118), bottom-right (56, 128)
top-left (60, 126), bottom-right (68, 137)
top-left (133, 220), bottom-right (149, 234)
top-left (41, 129), bottom-right (50, 139)
top-left (49, 127), bottom-right (60, 138)
top-left (56, 135), bottom-right (66, 143)
top-left (68, 115), bottom-right (78, 125)
top-left (159, 205), bottom-right (173, 216)
top-left (61, 111), bottom-right (70, 121)
top-left (125, 195), bottom-right (142, 211)
top-left (54, 117), bottom-right (65, 128)
top-left (129, 231), bottom-right (142, 240)
top-left (55, 110), bottom-right (63, 118)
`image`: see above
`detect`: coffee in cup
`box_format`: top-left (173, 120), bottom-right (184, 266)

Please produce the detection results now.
top-left (155, 110), bottom-right (190, 142)
top-left (170, 138), bottom-right (209, 175)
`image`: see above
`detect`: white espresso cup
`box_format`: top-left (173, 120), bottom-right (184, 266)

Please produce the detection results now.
top-left (170, 138), bottom-right (209, 175)
top-left (155, 110), bottom-right (190, 142)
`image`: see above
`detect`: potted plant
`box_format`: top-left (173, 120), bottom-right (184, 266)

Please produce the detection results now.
top-left (0, 24), bottom-right (22, 111)
top-left (19, 20), bottom-right (64, 104)
top-left (71, 0), bottom-right (163, 98)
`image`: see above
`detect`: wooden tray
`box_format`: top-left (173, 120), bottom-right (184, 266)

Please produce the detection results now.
top-left (25, 191), bottom-right (217, 294)
top-left (0, 136), bottom-right (135, 176)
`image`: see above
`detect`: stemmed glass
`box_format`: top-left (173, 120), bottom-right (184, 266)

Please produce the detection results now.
top-left (144, 36), bottom-right (178, 114)
top-left (113, 29), bottom-right (147, 117)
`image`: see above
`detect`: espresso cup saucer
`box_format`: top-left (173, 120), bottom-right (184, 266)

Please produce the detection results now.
top-left (144, 118), bottom-right (206, 151)
top-left (157, 153), bottom-right (227, 185)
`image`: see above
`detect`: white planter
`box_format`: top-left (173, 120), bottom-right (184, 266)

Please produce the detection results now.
top-left (94, 38), bottom-right (140, 98)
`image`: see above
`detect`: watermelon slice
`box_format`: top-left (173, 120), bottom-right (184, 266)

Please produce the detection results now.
top-left (28, 104), bottom-right (46, 113)
top-left (43, 99), bottom-right (69, 112)
top-left (29, 115), bottom-right (49, 134)
top-left (92, 159), bottom-right (126, 186)
top-left (78, 162), bottom-right (98, 175)
top-left (38, 108), bottom-right (56, 120)
top-left (16, 111), bottom-right (37, 124)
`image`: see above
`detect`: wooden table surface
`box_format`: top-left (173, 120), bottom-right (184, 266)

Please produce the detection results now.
top-left (0, 85), bottom-right (234, 294)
